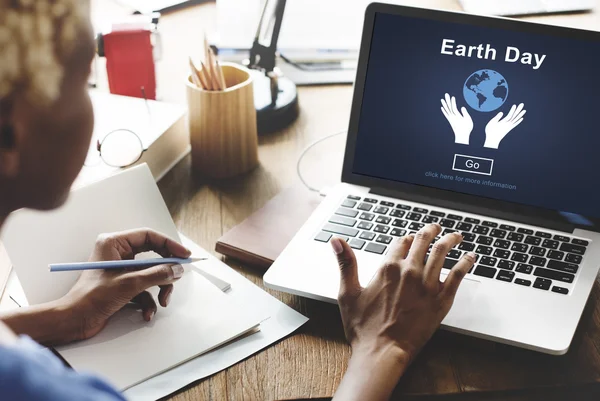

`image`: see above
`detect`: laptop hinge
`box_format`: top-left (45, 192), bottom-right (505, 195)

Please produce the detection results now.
top-left (370, 187), bottom-right (575, 233)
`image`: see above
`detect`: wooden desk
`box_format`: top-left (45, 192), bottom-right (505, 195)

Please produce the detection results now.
top-left (90, 1), bottom-right (600, 400)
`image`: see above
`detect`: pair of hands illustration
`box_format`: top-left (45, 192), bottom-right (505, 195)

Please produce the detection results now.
top-left (441, 93), bottom-right (526, 149)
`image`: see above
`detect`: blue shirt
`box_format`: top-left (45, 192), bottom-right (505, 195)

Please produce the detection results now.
top-left (0, 336), bottom-right (125, 401)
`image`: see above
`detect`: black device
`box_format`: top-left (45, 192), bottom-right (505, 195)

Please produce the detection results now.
top-left (245, 0), bottom-right (299, 134)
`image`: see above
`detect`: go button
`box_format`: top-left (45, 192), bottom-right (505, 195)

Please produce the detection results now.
top-left (453, 154), bottom-right (494, 176)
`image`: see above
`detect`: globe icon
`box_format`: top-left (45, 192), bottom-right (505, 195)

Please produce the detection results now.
top-left (463, 69), bottom-right (509, 112)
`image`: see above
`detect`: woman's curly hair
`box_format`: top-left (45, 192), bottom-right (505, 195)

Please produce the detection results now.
top-left (0, 0), bottom-right (90, 105)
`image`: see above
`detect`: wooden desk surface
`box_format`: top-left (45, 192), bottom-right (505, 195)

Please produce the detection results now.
top-left (89, 1), bottom-right (600, 400)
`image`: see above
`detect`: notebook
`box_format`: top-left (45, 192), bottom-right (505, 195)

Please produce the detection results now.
top-left (1, 164), bottom-right (266, 390)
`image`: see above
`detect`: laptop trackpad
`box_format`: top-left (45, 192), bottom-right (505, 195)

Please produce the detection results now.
top-left (442, 277), bottom-right (481, 327)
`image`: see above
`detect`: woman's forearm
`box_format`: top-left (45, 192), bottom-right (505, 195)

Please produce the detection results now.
top-left (0, 299), bottom-right (80, 346)
top-left (333, 343), bottom-right (410, 401)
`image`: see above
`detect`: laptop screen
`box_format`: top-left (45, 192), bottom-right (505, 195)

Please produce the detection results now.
top-left (351, 11), bottom-right (600, 225)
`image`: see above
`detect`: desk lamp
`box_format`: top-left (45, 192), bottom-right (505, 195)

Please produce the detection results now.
top-left (245, 0), bottom-right (299, 134)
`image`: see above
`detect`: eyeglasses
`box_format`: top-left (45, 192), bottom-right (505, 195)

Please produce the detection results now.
top-left (84, 129), bottom-right (145, 168)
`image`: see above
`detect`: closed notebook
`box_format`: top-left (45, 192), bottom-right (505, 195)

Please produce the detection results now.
top-left (1, 164), bottom-right (266, 390)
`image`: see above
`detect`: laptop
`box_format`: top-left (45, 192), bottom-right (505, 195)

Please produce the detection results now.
top-left (264, 3), bottom-right (600, 355)
top-left (460, 0), bottom-right (594, 17)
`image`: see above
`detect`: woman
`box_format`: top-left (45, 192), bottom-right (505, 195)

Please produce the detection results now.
top-left (0, 1), bottom-right (475, 400)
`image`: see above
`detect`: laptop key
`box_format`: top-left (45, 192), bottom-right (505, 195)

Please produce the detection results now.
top-left (373, 206), bottom-right (389, 215)
top-left (376, 235), bottom-right (393, 244)
top-left (517, 228), bottom-right (534, 235)
top-left (357, 203), bottom-right (373, 211)
top-left (511, 243), bottom-right (528, 253)
top-left (329, 215), bottom-right (357, 227)
top-left (365, 242), bottom-right (386, 254)
top-left (534, 267), bottom-right (574, 283)
top-left (490, 229), bottom-right (507, 239)
top-left (498, 260), bottom-right (515, 270)
top-left (456, 222), bottom-right (473, 231)
top-left (336, 207), bottom-right (358, 218)
top-left (560, 243), bottom-right (586, 256)
top-left (374, 225), bottom-right (390, 234)
top-left (359, 213), bottom-right (375, 221)
top-left (476, 236), bottom-right (493, 245)
top-left (459, 242), bottom-right (476, 251)
top-left (515, 278), bottom-right (531, 287)
top-left (447, 214), bottom-right (463, 221)
top-left (529, 246), bottom-right (546, 257)
top-left (314, 232), bottom-right (332, 243)
top-left (462, 233), bottom-right (476, 242)
top-left (323, 224), bottom-right (359, 237)
top-left (439, 219), bottom-right (456, 228)
top-left (406, 213), bottom-right (422, 221)
top-left (357, 221), bottom-right (373, 230)
top-left (473, 226), bottom-right (489, 235)
top-left (494, 240), bottom-right (510, 249)
top-left (499, 224), bottom-right (516, 231)
top-left (565, 253), bottom-right (582, 264)
top-left (533, 278), bottom-right (552, 290)
top-left (482, 221), bottom-right (498, 228)
top-left (375, 216), bottom-right (391, 224)
top-left (507, 232), bottom-right (524, 242)
top-left (474, 265), bottom-right (497, 278)
top-left (552, 286), bottom-right (569, 295)
top-left (465, 217), bottom-right (480, 224)
top-left (392, 219), bottom-right (408, 228)
top-left (475, 245), bottom-right (493, 255)
top-left (442, 229), bottom-right (457, 236)
top-left (496, 270), bottom-right (515, 282)
top-left (430, 211), bottom-right (445, 217)
top-left (572, 239), bottom-right (589, 246)
top-left (413, 207), bottom-right (428, 214)
top-left (422, 215), bottom-right (439, 223)
top-left (493, 249), bottom-right (510, 259)
top-left (347, 195), bottom-right (361, 200)
top-left (480, 256), bottom-right (497, 267)
top-left (359, 231), bottom-right (376, 241)
top-left (364, 198), bottom-right (378, 204)
top-left (390, 228), bottom-right (407, 237)
top-left (535, 231), bottom-right (552, 239)
top-left (349, 238), bottom-right (366, 250)
top-left (529, 256), bottom-right (547, 267)
top-left (409, 222), bottom-right (425, 231)
top-left (511, 252), bottom-right (528, 262)
top-left (396, 204), bottom-right (411, 210)
top-left (547, 250), bottom-right (564, 260)
top-left (341, 199), bottom-right (357, 208)
top-left (390, 209), bottom-right (405, 218)
top-left (542, 239), bottom-right (559, 249)
top-left (380, 201), bottom-right (394, 207)
top-left (547, 260), bottom-right (579, 274)
top-left (554, 235), bottom-right (570, 242)
top-left (448, 249), bottom-right (462, 259)
top-left (516, 263), bottom-right (533, 274)
top-left (332, 235), bottom-right (349, 242)
top-left (524, 236), bottom-right (541, 246)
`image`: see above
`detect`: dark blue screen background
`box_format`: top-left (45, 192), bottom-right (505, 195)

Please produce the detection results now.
top-left (353, 13), bottom-right (600, 218)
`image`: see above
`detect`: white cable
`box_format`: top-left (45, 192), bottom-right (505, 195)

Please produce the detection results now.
top-left (296, 130), bottom-right (346, 194)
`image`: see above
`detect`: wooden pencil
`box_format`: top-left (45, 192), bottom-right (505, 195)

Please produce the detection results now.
top-left (216, 60), bottom-right (227, 90)
top-left (188, 57), bottom-right (203, 88)
top-left (199, 61), bottom-right (214, 91)
top-left (207, 47), bottom-right (222, 91)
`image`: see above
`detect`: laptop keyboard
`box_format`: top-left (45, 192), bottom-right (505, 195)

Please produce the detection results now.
top-left (314, 195), bottom-right (591, 296)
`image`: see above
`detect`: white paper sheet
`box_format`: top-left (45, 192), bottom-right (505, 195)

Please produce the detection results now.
top-left (1, 164), bottom-right (196, 305)
top-left (58, 268), bottom-right (262, 390)
top-left (123, 234), bottom-right (309, 401)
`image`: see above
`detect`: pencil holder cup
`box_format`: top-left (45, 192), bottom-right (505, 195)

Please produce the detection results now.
top-left (186, 62), bottom-right (259, 179)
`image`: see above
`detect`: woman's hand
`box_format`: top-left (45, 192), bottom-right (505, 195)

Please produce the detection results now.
top-left (0, 228), bottom-right (191, 346)
top-left (332, 224), bottom-right (476, 401)
top-left (62, 228), bottom-right (191, 341)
